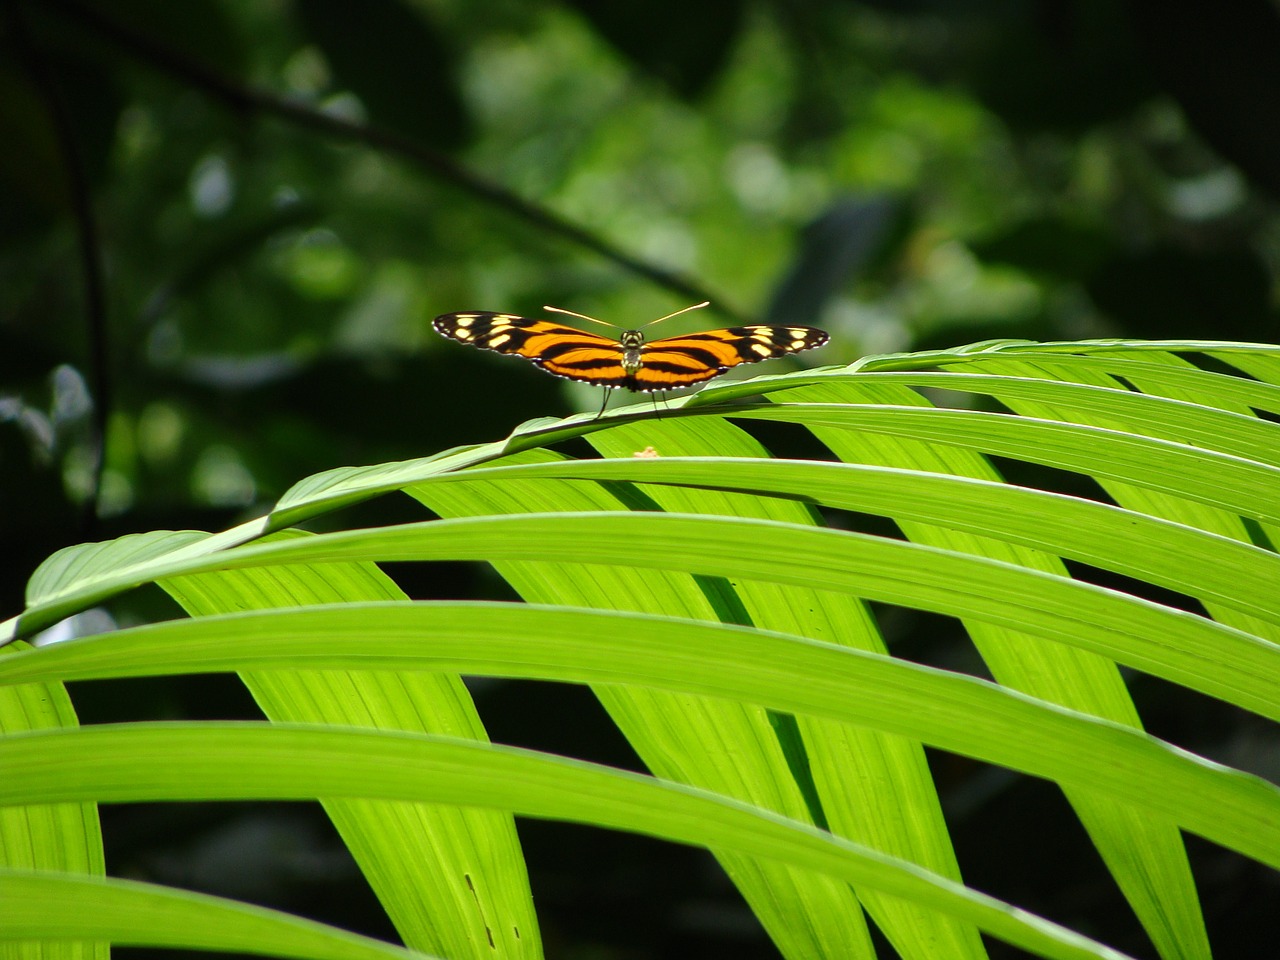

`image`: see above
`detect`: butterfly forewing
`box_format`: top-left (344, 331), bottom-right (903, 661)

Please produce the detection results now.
top-left (433, 310), bottom-right (828, 393)
top-left (433, 312), bottom-right (628, 386)
top-left (632, 325), bottom-right (829, 390)
top-left (432, 313), bottom-right (608, 354)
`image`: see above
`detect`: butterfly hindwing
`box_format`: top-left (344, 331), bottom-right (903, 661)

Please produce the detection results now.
top-left (434, 311), bottom-right (828, 393)
top-left (533, 342), bottom-right (631, 387)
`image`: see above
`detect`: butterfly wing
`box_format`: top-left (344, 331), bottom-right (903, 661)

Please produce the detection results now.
top-left (633, 325), bottom-right (829, 391)
top-left (433, 312), bottom-right (629, 387)
top-left (434, 314), bottom-right (830, 393)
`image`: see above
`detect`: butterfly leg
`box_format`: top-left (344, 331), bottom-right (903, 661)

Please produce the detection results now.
top-left (594, 387), bottom-right (614, 419)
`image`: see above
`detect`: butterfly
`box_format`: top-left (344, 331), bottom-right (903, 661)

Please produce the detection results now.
top-left (432, 301), bottom-right (829, 416)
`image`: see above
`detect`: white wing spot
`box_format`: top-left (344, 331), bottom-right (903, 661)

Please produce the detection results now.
top-left (487, 333), bottom-right (512, 348)
top-left (750, 342), bottom-right (773, 357)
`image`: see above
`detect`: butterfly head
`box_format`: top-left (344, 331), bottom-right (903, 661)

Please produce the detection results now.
top-left (618, 328), bottom-right (645, 374)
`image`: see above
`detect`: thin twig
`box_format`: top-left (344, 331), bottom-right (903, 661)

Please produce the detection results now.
top-left (51, 0), bottom-right (753, 323)
top-left (8, 0), bottom-right (110, 536)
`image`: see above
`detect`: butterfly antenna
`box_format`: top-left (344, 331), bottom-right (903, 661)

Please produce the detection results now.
top-left (641, 301), bottom-right (711, 329)
top-left (544, 305), bottom-right (619, 330)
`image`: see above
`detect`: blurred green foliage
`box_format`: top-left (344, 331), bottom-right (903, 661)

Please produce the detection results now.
top-left (5, 0), bottom-right (1278, 533)
top-left (2, 0), bottom-right (1277, 955)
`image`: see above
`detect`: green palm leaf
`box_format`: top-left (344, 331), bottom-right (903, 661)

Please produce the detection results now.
top-left (3, 340), bottom-right (1278, 960)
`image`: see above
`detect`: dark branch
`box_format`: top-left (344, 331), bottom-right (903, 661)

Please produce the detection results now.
top-left (51, 0), bottom-right (753, 323)
top-left (8, 0), bottom-right (111, 536)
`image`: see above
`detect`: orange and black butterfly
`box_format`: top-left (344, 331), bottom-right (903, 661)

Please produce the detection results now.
top-left (432, 301), bottom-right (828, 414)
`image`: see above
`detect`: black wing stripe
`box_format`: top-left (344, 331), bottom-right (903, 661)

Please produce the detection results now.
top-left (537, 341), bottom-right (621, 361)
top-left (640, 352), bottom-right (729, 372)
top-left (540, 357), bottom-right (626, 372)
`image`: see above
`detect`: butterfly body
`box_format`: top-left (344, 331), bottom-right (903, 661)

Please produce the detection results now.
top-left (433, 310), bottom-right (829, 393)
